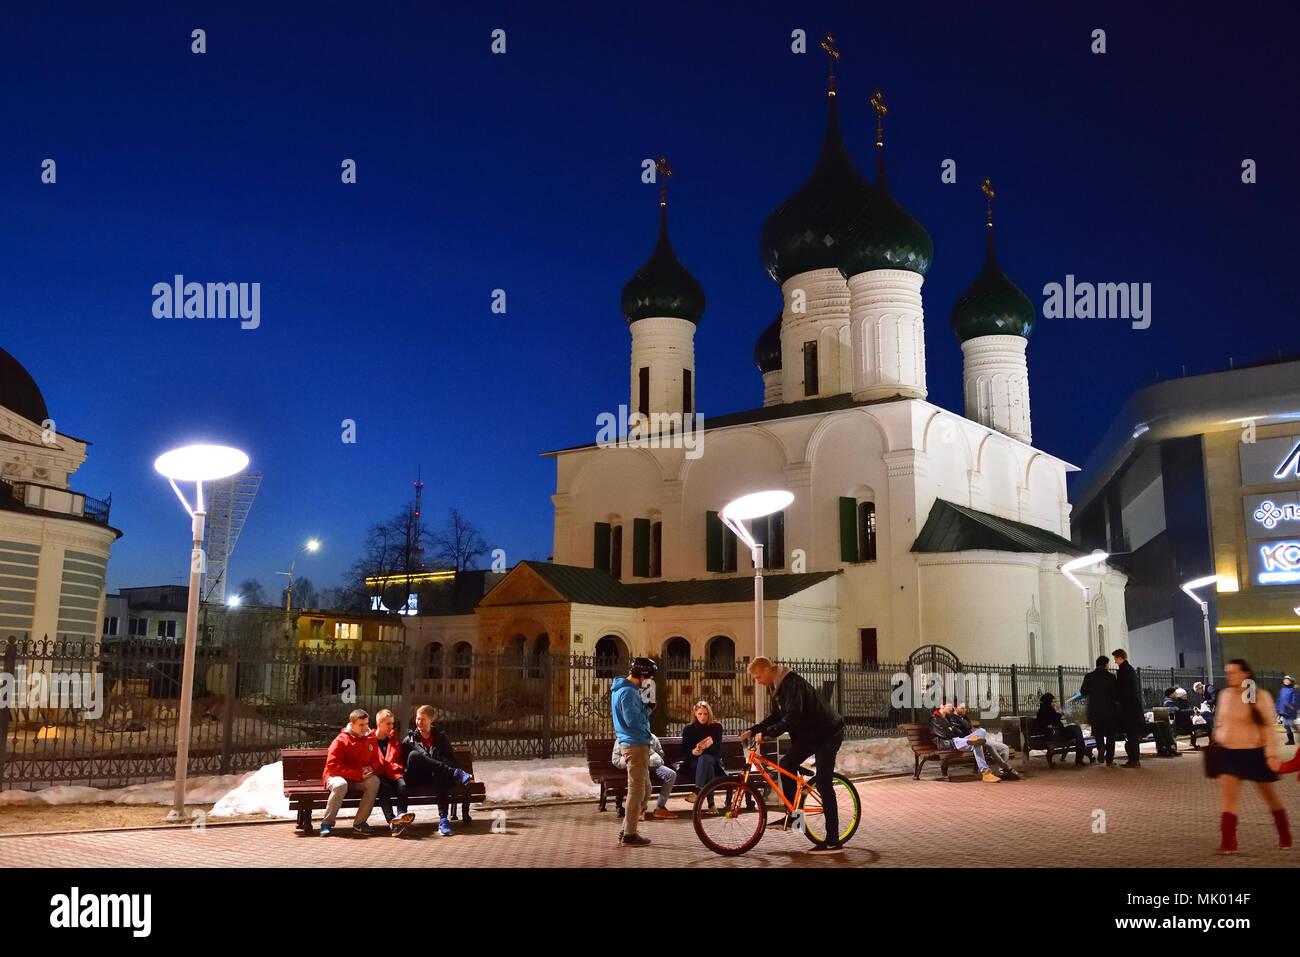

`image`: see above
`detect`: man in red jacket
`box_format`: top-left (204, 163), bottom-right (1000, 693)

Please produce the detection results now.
top-left (321, 709), bottom-right (381, 837)
top-left (374, 708), bottom-right (415, 837)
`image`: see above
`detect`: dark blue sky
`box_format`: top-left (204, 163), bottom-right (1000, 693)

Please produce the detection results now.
top-left (3, 1), bottom-right (1296, 593)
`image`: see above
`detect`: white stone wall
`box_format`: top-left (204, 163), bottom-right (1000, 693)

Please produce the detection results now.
top-left (961, 334), bottom-right (1032, 444)
top-left (780, 268), bottom-right (851, 400)
top-left (847, 269), bottom-right (927, 401)
top-left (628, 316), bottom-right (696, 419)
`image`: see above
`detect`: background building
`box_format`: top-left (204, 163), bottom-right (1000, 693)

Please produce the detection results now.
top-left (0, 347), bottom-right (120, 643)
top-left (1072, 355), bottom-right (1300, 673)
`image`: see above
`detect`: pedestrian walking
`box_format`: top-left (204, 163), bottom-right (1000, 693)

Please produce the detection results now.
top-left (1207, 659), bottom-right (1290, 853)
top-left (611, 657), bottom-right (658, 848)
top-left (1278, 675), bottom-right (1298, 746)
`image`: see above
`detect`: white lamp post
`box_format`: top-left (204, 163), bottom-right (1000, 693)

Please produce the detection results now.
top-left (721, 490), bottom-right (794, 722)
top-left (155, 443), bottom-right (248, 822)
top-left (1181, 574), bottom-right (1222, 683)
top-left (1060, 550), bottom-right (1110, 661)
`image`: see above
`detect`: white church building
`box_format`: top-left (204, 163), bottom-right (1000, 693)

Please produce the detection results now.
top-left (0, 348), bottom-right (119, 644)
top-left (414, 65), bottom-right (1129, 675)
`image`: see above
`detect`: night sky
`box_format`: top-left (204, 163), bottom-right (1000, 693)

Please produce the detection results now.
top-left (2, 1), bottom-right (1296, 594)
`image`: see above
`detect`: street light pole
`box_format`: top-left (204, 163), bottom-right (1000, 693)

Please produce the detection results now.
top-left (722, 490), bottom-right (794, 725)
top-left (1181, 574), bottom-right (1221, 683)
top-left (155, 444), bottom-right (248, 823)
top-left (1061, 551), bottom-right (1110, 661)
top-left (277, 539), bottom-right (319, 640)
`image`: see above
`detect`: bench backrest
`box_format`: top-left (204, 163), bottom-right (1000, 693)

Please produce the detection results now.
top-left (281, 744), bottom-right (475, 786)
top-left (585, 735), bottom-right (775, 772)
top-left (897, 723), bottom-right (934, 750)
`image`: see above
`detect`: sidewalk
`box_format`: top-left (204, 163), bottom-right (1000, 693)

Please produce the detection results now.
top-left (1, 749), bottom-right (1294, 867)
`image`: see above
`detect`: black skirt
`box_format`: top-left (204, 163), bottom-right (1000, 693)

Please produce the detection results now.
top-left (1208, 746), bottom-right (1277, 782)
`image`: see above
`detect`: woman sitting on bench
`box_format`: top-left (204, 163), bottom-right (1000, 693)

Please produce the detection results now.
top-left (679, 700), bottom-right (727, 809)
top-left (1036, 693), bottom-right (1092, 766)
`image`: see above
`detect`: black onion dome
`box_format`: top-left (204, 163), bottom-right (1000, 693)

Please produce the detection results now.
top-left (620, 207), bottom-right (706, 324)
top-left (760, 96), bottom-right (874, 285)
top-left (839, 155), bottom-right (933, 277)
top-left (754, 314), bottom-right (782, 373)
top-left (0, 347), bottom-right (49, 424)
top-left (950, 229), bottom-right (1036, 341)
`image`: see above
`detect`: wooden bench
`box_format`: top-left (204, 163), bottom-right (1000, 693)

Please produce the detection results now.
top-left (1155, 705), bottom-right (1209, 750)
top-left (585, 735), bottom-right (779, 816)
top-left (898, 723), bottom-right (979, 780)
top-left (1000, 715), bottom-right (1096, 768)
top-left (282, 744), bottom-right (486, 833)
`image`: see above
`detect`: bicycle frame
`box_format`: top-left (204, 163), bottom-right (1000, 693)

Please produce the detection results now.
top-left (735, 744), bottom-right (820, 817)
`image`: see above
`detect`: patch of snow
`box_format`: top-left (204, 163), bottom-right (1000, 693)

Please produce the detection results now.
top-left (210, 763), bottom-right (292, 819)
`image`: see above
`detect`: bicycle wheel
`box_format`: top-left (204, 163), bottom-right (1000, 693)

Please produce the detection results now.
top-left (693, 776), bottom-right (766, 857)
top-left (798, 773), bottom-right (860, 846)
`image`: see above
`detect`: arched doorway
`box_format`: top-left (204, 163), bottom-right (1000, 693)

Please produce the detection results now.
top-left (594, 635), bottom-right (628, 679)
top-left (529, 633), bottom-right (550, 679)
top-left (662, 637), bottom-right (691, 680)
top-left (705, 636), bottom-right (735, 679)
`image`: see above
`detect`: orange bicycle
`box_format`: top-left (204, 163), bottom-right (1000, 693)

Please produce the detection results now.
top-left (692, 742), bottom-right (860, 856)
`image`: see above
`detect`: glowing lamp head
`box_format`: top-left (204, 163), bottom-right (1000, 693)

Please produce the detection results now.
top-left (227, 595), bottom-right (242, 607)
top-left (722, 490), bottom-right (794, 522)
top-left (1180, 574), bottom-right (1221, 605)
top-left (154, 444), bottom-right (249, 482)
top-left (306, 539), bottom-right (320, 552)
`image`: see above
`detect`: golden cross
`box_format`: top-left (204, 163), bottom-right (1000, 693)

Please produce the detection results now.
top-left (821, 34), bottom-right (839, 93)
top-left (870, 88), bottom-right (887, 148)
top-left (981, 177), bottom-right (996, 227)
top-left (655, 156), bottom-right (673, 208)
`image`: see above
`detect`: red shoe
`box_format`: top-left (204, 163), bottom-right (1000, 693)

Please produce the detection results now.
top-left (1216, 812), bottom-right (1238, 854)
top-left (1275, 809), bottom-right (1293, 850)
top-left (1279, 753), bottom-right (1300, 776)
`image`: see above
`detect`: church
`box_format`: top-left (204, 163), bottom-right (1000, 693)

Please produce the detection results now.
top-left (0, 348), bottom-right (119, 644)
top-left (414, 49), bottom-right (1130, 676)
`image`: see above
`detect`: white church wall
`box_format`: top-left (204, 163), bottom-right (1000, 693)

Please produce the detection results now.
top-left (774, 576), bottom-right (841, 659)
top-left (559, 446), bottom-right (670, 572)
top-left (915, 552), bottom-right (1042, 664)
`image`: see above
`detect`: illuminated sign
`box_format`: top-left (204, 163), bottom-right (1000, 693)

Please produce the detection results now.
top-left (1245, 492), bottom-right (1300, 537)
top-left (1251, 540), bottom-right (1300, 585)
top-left (1240, 435), bottom-right (1300, 487)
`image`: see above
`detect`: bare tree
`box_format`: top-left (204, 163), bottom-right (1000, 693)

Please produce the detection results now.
top-left (432, 508), bottom-right (488, 572)
top-left (233, 579), bottom-right (267, 605)
top-left (282, 576), bottom-right (317, 609)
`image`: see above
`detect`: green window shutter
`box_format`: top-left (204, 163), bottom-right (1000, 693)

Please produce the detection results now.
top-left (593, 522), bottom-right (611, 572)
top-left (839, 497), bottom-right (859, 563)
top-left (632, 518), bottom-right (650, 577)
top-left (706, 510), bottom-right (723, 572)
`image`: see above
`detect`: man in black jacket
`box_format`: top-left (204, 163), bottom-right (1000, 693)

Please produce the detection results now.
top-left (1073, 655), bottom-right (1119, 766)
top-left (1113, 649), bottom-right (1146, 767)
top-left (741, 657), bottom-right (845, 854)
top-left (403, 705), bottom-right (473, 835)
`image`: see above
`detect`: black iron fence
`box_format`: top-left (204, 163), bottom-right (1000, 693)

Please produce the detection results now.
top-left (0, 632), bottom-right (1283, 790)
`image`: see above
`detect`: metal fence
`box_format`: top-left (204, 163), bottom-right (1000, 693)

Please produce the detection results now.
top-left (0, 632), bottom-right (1285, 790)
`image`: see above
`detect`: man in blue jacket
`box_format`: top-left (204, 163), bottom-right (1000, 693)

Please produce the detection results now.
top-left (611, 657), bottom-right (657, 848)
top-left (1278, 675), bottom-right (1297, 746)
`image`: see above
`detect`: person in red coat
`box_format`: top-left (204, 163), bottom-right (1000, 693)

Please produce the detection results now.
top-left (320, 709), bottom-right (381, 837)
top-left (374, 708), bottom-right (415, 836)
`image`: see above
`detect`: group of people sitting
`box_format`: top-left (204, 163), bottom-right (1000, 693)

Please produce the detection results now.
top-left (928, 702), bottom-right (1022, 782)
top-left (319, 705), bottom-right (474, 837)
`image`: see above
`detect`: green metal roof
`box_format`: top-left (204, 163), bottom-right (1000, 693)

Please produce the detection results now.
top-left (520, 561), bottom-right (838, 608)
top-left (911, 499), bottom-right (1084, 556)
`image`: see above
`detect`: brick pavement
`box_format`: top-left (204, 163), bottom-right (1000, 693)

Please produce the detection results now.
top-left (0, 749), bottom-right (1296, 867)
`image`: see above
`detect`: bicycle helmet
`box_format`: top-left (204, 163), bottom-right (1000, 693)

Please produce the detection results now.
top-left (629, 656), bottom-right (657, 678)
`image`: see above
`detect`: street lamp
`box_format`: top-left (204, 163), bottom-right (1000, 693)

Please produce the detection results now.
top-left (227, 594), bottom-right (242, 607)
top-left (155, 443), bottom-right (248, 822)
top-left (1061, 550), bottom-right (1110, 661)
top-left (1181, 574), bottom-right (1222, 683)
top-left (277, 539), bottom-right (320, 639)
top-left (721, 490), bottom-right (794, 722)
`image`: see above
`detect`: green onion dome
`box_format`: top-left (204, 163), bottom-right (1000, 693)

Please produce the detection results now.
top-left (621, 207), bottom-right (706, 324)
top-left (0, 346), bottom-right (49, 425)
top-left (760, 96), bottom-right (874, 285)
top-left (754, 314), bottom-right (782, 373)
top-left (839, 155), bottom-right (933, 277)
top-left (950, 229), bottom-right (1036, 341)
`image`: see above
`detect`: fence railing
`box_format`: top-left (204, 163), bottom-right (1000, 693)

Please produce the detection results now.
top-left (0, 633), bottom-right (1279, 790)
